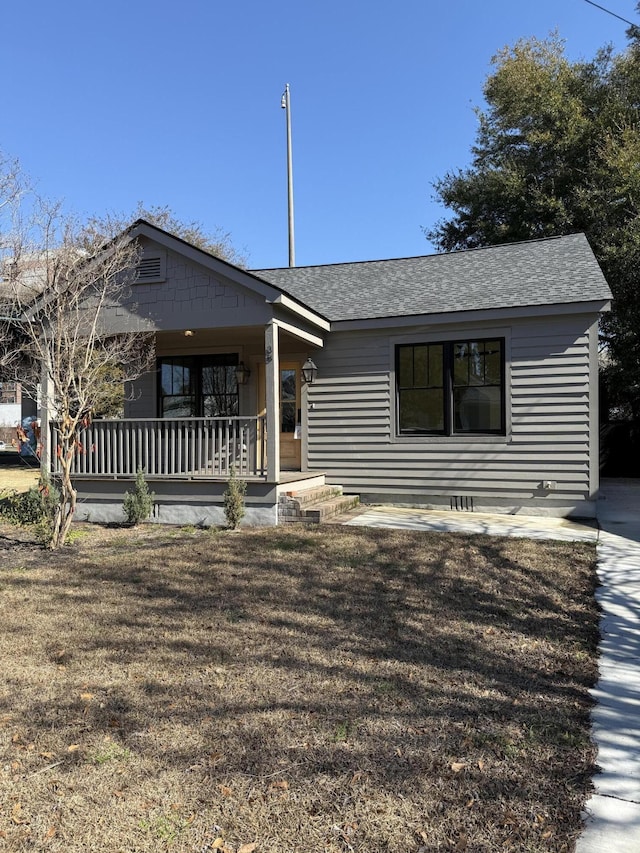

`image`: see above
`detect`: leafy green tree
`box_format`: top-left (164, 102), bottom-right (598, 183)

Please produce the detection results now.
top-left (427, 19), bottom-right (640, 419)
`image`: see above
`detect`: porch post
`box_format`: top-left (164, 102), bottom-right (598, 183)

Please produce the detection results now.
top-left (39, 355), bottom-right (53, 476)
top-left (265, 321), bottom-right (280, 482)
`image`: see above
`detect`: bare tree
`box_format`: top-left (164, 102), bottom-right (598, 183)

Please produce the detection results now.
top-left (0, 151), bottom-right (22, 220)
top-left (86, 202), bottom-right (248, 267)
top-left (2, 195), bottom-right (154, 548)
top-left (0, 151), bottom-right (27, 363)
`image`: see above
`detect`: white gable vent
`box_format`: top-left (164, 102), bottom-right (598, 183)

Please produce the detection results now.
top-left (136, 253), bottom-right (166, 283)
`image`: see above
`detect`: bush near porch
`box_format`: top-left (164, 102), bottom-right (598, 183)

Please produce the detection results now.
top-left (0, 523), bottom-right (598, 852)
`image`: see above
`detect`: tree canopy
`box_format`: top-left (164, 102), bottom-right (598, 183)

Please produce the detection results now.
top-left (427, 16), bottom-right (640, 419)
top-left (86, 203), bottom-right (247, 268)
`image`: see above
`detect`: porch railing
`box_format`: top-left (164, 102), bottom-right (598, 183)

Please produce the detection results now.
top-left (48, 417), bottom-right (267, 478)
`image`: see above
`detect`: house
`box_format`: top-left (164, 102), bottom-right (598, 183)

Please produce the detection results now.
top-left (0, 382), bottom-right (21, 430)
top-left (47, 220), bottom-right (612, 524)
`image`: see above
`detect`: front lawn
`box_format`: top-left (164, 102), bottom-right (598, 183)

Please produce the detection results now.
top-left (0, 523), bottom-right (599, 852)
top-left (0, 462), bottom-right (40, 495)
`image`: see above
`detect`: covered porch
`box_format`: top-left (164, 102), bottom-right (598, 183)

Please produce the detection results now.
top-left (44, 323), bottom-right (328, 525)
top-left (39, 220), bottom-right (333, 524)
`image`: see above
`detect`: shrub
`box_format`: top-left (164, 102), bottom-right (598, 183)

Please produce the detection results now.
top-left (123, 469), bottom-right (155, 525)
top-left (0, 478), bottom-right (60, 528)
top-left (223, 467), bottom-right (246, 530)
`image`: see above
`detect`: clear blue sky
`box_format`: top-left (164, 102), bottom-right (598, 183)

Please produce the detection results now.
top-left (0, 1), bottom-right (636, 268)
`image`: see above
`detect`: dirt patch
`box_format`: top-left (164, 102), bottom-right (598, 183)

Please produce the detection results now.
top-left (0, 523), bottom-right (599, 852)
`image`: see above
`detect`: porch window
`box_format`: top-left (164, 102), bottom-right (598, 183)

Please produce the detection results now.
top-left (280, 368), bottom-right (297, 433)
top-left (158, 354), bottom-right (239, 418)
top-left (396, 339), bottom-right (505, 435)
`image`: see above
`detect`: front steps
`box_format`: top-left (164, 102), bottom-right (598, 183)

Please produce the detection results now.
top-left (278, 484), bottom-right (360, 524)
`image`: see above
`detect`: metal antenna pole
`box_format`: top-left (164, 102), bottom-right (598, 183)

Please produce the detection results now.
top-left (281, 83), bottom-right (295, 267)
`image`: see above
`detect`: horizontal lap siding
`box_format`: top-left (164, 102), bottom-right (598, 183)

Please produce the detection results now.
top-left (308, 319), bottom-right (594, 502)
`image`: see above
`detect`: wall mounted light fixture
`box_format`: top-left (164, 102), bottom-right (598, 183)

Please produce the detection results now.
top-left (301, 357), bottom-right (318, 384)
top-left (235, 361), bottom-right (251, 385)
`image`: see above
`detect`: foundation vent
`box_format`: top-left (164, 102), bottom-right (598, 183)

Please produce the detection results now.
top-left (450, 496), bottom-right (474, 512)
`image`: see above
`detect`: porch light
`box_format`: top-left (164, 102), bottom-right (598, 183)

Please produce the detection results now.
top-left (301, 357), bottom-right (318, 384)
top-left (235, 361), bottom-right (251, 385)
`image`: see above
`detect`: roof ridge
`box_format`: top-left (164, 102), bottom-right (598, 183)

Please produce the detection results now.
top-left (252, 233), bottom-right (583, 273)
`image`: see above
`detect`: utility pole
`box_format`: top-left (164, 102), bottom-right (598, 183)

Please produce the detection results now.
top-left (281, 83), bottom-right (295, 267)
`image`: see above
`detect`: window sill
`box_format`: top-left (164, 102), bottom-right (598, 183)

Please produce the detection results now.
top-left (392, 433), bottom-right (510, 445)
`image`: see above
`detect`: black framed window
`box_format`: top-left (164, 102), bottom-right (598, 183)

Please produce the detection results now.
top-left (397, 338), bottom-right (505, 435)
top-left (158, 354), bottom-right (239, 418)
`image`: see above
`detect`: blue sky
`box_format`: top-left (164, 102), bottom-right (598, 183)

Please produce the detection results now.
top-left (0, 1), bottom-right (636, 268)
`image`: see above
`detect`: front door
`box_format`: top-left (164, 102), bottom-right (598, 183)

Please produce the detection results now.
top-left (279, 363), bottom-right (301, 470)
top-left (257, 361), bottom-right (302, 471)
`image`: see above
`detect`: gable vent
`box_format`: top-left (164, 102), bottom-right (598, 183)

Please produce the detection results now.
top-left (137, 256), bottom-right (163, 281)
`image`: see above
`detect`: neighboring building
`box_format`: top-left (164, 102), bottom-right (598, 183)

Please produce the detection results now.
top-left (0, 382), bottom-right (21, 429)
top-left (45, 220), bottom-right (612, 524)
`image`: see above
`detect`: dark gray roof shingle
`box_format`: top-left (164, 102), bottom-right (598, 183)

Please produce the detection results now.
top-left (252, 233), bottom-right (611, 322)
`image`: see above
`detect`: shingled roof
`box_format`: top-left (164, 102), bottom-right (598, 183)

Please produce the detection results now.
top-left (253, 233), bottom-right (611, 323)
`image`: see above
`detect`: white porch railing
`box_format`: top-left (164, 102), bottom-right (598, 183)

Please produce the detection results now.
top-left (48, 417), bottom-right (267, 478)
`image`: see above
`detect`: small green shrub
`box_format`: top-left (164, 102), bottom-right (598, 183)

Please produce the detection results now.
top-left (223, 467), bottom-right (246, 530)
top-left (122, 469), bottom-right (155, 525)
top-left (0, 478), bottom-right (60, 528)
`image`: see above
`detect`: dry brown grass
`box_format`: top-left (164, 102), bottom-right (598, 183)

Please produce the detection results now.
top-left (0, 462), bottom-right (40, 495)
top-left (0, 523), bottom-right (599, 852)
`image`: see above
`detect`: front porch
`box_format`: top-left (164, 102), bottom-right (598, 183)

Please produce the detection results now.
top-left (48, 417), bottom-right (334, 526)
top-left (37, 221), bottom-right (339, 525)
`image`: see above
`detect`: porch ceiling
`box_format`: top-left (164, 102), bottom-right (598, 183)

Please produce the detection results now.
top-left (155, 324), bottom-right (322, 353)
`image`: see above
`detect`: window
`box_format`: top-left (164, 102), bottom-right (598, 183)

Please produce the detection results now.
top-left (280, 368), bottom-right (297, 433)
top-left (158, 354), bottom-right (239, 418)
top-left (397, 338), bottom-right (505, 435)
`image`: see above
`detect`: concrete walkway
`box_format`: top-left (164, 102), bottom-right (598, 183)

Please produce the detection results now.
top-left (345, 480), bottom-right (640, 852)
top-left (577, 480), bottom-right (640, 853)
top-left (346, 504), bottom-right (599, 542)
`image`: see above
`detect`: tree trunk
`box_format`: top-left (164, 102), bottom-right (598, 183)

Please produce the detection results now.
top-left (49, 430), bottom-right (77, 549)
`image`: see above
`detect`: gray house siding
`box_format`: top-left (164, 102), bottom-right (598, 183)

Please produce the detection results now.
top-left (75, 223), bottom-right (610, 523)
top-left (306, 312), bottom-right (597, 517)
top-left (101, 238), bottom-right (276, 335)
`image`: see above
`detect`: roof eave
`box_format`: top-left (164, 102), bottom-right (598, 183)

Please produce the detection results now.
top-left (271, 293), bottom-right (331, 331)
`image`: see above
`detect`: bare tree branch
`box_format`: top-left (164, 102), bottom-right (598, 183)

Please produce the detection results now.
top-left (1, 183), bottom-right (155, 548)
